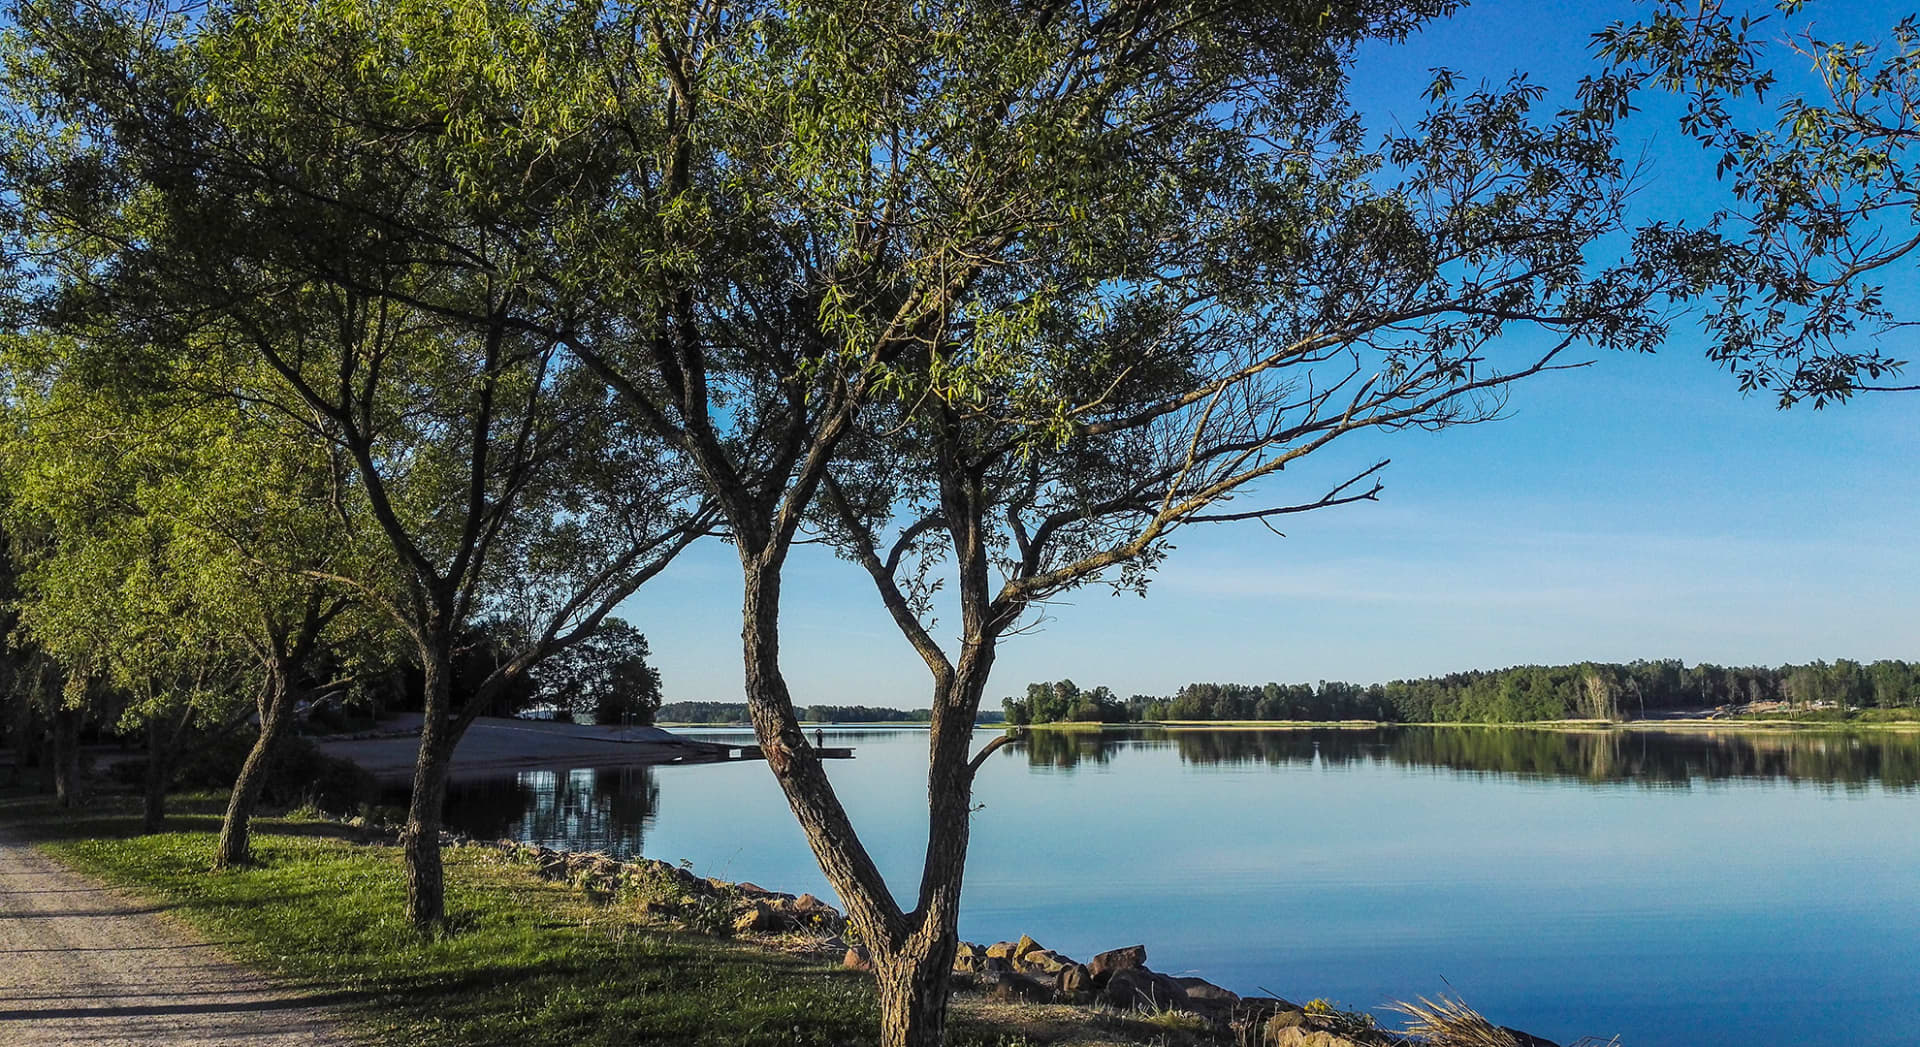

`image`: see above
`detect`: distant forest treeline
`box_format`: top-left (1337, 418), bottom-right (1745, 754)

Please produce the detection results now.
top-left (1003, 659), bottom-right (1920, 725)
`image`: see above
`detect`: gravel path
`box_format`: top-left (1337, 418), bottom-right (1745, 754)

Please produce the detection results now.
top-left (0, 828), bottom-right (356, 1046)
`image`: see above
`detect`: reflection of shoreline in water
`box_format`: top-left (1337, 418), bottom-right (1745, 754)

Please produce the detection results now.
top-left (1010, 726), bottom-right (1920, 788)
top-left (431, 765), bottom-right (663, 858)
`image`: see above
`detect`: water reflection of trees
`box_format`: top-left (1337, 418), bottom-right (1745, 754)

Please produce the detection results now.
top-left (1017, 728), bottom-right (1122, 769)
top-left (1007, 727), bottom-right (1920, 788)
top-left (449, 765), bottom-right (662, 857)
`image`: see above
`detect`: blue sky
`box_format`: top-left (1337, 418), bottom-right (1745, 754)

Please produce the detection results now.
top-left (618, 0), bottom-right (1920, 707)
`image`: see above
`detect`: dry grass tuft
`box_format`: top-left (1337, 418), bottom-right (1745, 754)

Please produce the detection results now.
top-left (1388, 994), bottom-right (1519, 1047)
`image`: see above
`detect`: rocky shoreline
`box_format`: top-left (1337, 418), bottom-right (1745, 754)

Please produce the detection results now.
top-left (477, 836), bottom-right (1571, 1047)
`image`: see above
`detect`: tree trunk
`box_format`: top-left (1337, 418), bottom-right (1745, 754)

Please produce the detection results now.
top-left (875, 927), bottom-right (961, 1047)
top-left (404, 641), bottom-right (455, 929)
top-left (51, 704), bottom-right (81, 807)
top-left (738, 550), bottom-right (994, 1047)
top-left (7, 700), bottom-right (36, 788)
top-left (874, 652), bottom-right (994, 1047)
top-left (215, 674), bottom-right (294, 869)
top-left (141, 717), bottom-right (170, 833)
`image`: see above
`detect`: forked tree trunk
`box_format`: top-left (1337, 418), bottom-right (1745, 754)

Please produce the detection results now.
top-left (215, 673), bottom-right (294, 869)
top-left (738, 554), bottom-right (992, 1047)
top-left (876, 654), bottom-right (996, 1047)
top-left (404, 640), bottom-right (456, 929)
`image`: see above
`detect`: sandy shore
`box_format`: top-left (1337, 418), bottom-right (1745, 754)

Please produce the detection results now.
top-left (314, 715), bottom-right (737, 782)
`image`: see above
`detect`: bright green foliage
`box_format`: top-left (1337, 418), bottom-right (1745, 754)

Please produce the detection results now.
top-left (0, 0), bottom-right (704, 663)
top-left (0, 341), bottom-right (367, 735)
top-left (1003, 680), bottom-right (1127, 725)
top-left (0, 0), bottom-right (715, 920)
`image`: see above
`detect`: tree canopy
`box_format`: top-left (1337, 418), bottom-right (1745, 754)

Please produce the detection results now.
top-left (1603, 0), bottom-right (1920, 404)
top-left (0, 1), bottom-right (1901, 1044)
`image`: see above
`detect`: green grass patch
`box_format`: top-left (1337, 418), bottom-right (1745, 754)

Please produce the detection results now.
top-left (1855, 707), bottom-right (1920, 723)
top-left (1716, 707), bottom-right (1920, 726)
top-left (3, 790), bottom-right (895, 1046)
top-left (1, 786), bottom-right (1200, 1046)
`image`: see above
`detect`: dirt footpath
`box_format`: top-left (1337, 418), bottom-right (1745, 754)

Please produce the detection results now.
top-left (0, 829), bottom-right (355, 1046)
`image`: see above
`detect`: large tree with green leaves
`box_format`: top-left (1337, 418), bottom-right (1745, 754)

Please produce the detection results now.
top-left (450, 3), bottom-right (1660, 1044)
top-left (0, 336), bottom-right (382, 844)
top-left (4, 352), bottom-right (241, 831)
top-left (2, 2), bottom-right (1666, 1042)
top-left (530, 618), bottom-right (663, 726)
top-left (0, 0), bottom-right (713, 923)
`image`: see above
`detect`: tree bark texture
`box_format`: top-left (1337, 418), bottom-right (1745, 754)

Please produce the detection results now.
top-left (215, 673), bottom-right (293, 868)
top-left (874, 928), bottom-right (962, 1047)
top-left (404, 638), bottom-right (455, 929)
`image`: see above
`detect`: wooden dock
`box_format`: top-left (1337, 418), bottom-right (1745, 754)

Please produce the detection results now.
top-left (730, 745), bottom-right (855, 762)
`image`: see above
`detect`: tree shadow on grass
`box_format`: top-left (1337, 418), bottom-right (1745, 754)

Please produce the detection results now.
top-left (0, 791), bottom-right (384, 849)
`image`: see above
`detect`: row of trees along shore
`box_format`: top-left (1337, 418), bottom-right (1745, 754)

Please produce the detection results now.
top-left (3, 0), bottom-right (1918, 1044)
top-left (1005, 660), bottom-right (1920, 725)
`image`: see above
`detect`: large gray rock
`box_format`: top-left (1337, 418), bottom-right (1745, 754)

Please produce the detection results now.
top-left (985, 969), bottom-right (1052, 1003)
top-left (1175, 977), bottom-right (1240, 1007)
top-left (1088, 944), bottom-right (1147, 982)
top-left (765, 893), bottom-right (844, 932)
top-left (952, 941), bottom-right (986, 974)
top-left (731, 901), bottom-right (776, 935)
top-left (1018, 949), bottom-right (1075, 975)
top-left (1102, 966), bottom-right (1180, 1011)
top-left (1260, 1005), bottom-right (1310, 1031)
top-left (1240, 996), bottom-right (1301, 1018)
top-left (1055, 963), bottom-right (1093, 997)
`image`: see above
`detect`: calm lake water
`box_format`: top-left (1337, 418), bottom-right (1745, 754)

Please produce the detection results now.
top-left (427, 726), bottom-right (1920, 1047)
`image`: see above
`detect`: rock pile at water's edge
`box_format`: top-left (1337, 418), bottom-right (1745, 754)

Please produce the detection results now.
top-left (473, 836), bottom-right (1561, 1047)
